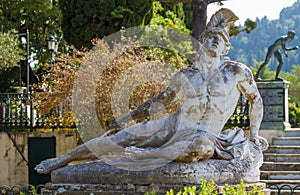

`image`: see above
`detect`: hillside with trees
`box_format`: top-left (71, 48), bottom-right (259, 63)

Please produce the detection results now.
top-left (228, 0), bottom-right (300, 73)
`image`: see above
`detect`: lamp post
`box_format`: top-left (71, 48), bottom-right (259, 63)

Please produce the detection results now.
top-left (17, 30), bottom-right (30, 93)
top-left (46, 35), bottom-right (59, 65)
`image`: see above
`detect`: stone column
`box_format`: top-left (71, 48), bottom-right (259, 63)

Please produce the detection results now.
top-left (256, 80), bottom-right (291, 130)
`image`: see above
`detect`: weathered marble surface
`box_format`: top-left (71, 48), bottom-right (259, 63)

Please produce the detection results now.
top-left (51, 140), bottom-right (262, 185)
top-left (52, 161), bottom-right (256, 185)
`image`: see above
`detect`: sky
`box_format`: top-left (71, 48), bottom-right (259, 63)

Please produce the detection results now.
top-left (208, 0), bottom-right (298, 24)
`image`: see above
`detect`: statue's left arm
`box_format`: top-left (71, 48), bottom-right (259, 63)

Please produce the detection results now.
top-left (285, 45), bottom-right (298, 51)
top-left (110, 72), bottom-right (182, 130)
top-left (237, 64), bottom-right (269, 151)
top-left (281, 41), bottom-right (298, 56)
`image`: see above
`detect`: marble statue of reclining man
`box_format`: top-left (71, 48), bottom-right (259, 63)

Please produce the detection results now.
top-left (35, 8), bottom-right (269, 174)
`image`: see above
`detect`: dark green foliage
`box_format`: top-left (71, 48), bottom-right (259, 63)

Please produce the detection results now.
top-left (228, 0), bottom-right (300, 73)
top-left (0, 0), bottom-right (61, 36)
top-left (159, 2), bottom-right (186, 22)
top-left (282, 65), bottom-right (300, 105)
top-left (59, 0), bottom-right (153, 49)
top-left (0, 67), bottom-right (19, 93)
top-left (0, 0), bottom-right (63, 81)
top-left (289, 102), bottom-right (300, 127)
top-left (243, 19), bottom-right (257, 33)
top-left (228, 19), bottom-right (257, 37)
top-left (183, 3), bottom-right (192, 30)
top-left (0, 30), bottom-right (24, 71)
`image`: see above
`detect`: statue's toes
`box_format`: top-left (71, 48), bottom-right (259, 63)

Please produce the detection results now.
top-left (35, 165), bottom-right (45, 173)
top-left (35, 161), bottom-right (50, 174)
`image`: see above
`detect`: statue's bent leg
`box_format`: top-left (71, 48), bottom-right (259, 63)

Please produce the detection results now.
top-left (256, 61), bottom-right (269, 78)
top-left (125, 131), bottom-right (215, 162)
top-left (256, 50), bottom-right (273, 78)
top-left (256, 63), bottom-right (266, 78)
top-left (274, 51), bottom-right (283, 79)
top-left (35, 113), bottom-right (177, 173)
top-left (110, 113), bottom-right (177, 148)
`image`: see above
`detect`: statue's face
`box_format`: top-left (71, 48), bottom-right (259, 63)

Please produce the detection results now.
top-left (288, 31), bottom-right (295, 39)
top-left (203, 33), bottom-right (227, 57)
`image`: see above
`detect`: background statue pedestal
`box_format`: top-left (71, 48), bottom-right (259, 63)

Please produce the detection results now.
top-left (257, 80), bottom-right (291, 130)
top-left (41, 153), bottom-right (264, 194)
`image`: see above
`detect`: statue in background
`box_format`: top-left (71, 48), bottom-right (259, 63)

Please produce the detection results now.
top-left (255, 30), bottom-right (298, 81)
top-left (35, 8), bottom-right (268, 174)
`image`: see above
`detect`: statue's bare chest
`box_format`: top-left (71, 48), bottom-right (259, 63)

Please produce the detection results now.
top-left (181, 69), bottom-right (228, 97)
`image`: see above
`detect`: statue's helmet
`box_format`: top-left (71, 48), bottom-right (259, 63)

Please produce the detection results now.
top-left (199, 8), bottom-right (239, 53)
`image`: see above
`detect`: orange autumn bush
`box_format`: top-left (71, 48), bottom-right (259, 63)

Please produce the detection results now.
top-left (32, 40), bottom-right (188, 132)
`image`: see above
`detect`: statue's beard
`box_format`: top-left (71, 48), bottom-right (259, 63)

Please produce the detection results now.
top-left (206, 49), bottom-right (217, 57)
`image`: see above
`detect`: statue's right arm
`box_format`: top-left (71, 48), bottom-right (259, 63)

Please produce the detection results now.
top-left (236, 63), bottom-right (268, 151)
top-left (110, 72), bottom-right (182, 129)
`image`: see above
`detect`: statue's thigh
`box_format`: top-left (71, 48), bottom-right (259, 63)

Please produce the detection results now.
top-left (110, 114), bottom-right (177, 148)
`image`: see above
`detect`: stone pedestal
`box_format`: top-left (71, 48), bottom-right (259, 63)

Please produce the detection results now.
top-left (41, 157), bottom-right (264, 194)
top-left (256, 80), bottom-right (291, 130)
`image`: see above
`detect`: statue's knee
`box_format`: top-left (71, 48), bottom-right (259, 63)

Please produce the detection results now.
top-left (175, 135), bottom-right (215, 162)
top-left (198, 143), bottom-right (214, 160)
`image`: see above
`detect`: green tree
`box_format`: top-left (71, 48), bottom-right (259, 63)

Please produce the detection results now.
top-left (230, 19), bottom-right (257, 36)
top-left (153, 2), bottom-right (190, 33)
top-left (283, 65), bottom-right (300, 106)
top-left (59, 0), bottom-right (153, 49)
top-left (0, 30), bottom-right (26, 92)
top-left (0, 0), bottom-right (63, 91)
top-left (0, 30), bottom-right (24, 72)
top-left (141, 1), bottom-right (192, 69)
top-left (31, 1), bottom-right (193, 130)
top-left (0, 0), bottom-right (63, 63)
top-left (282, 65), bottom-right (300, 127)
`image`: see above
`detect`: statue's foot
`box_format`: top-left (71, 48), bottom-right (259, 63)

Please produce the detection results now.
top-left (35, 157), bottom-right (68, 174)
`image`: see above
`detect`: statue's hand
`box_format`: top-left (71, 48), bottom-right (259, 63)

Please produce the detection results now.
top-left (294, 46), bottom-right (299, 50)
top-left (110, 121), bottom-right (121, 130)
top-left (250, 135), bottom-right (269, 151)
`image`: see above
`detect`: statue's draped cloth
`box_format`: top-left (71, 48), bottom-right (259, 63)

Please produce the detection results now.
top-left (92, 121), bottom-right (257, 171)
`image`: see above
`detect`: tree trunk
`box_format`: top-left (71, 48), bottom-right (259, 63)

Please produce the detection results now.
top-left (192, 0), bottom-right (207, 40)
top-left (157, 0), bottom-right (228, 39)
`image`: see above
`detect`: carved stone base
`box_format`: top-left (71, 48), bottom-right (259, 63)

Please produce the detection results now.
top-left (41, 158), bottom-right (264, 194)
top-left (51, 160), bottom-right (259, 185)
